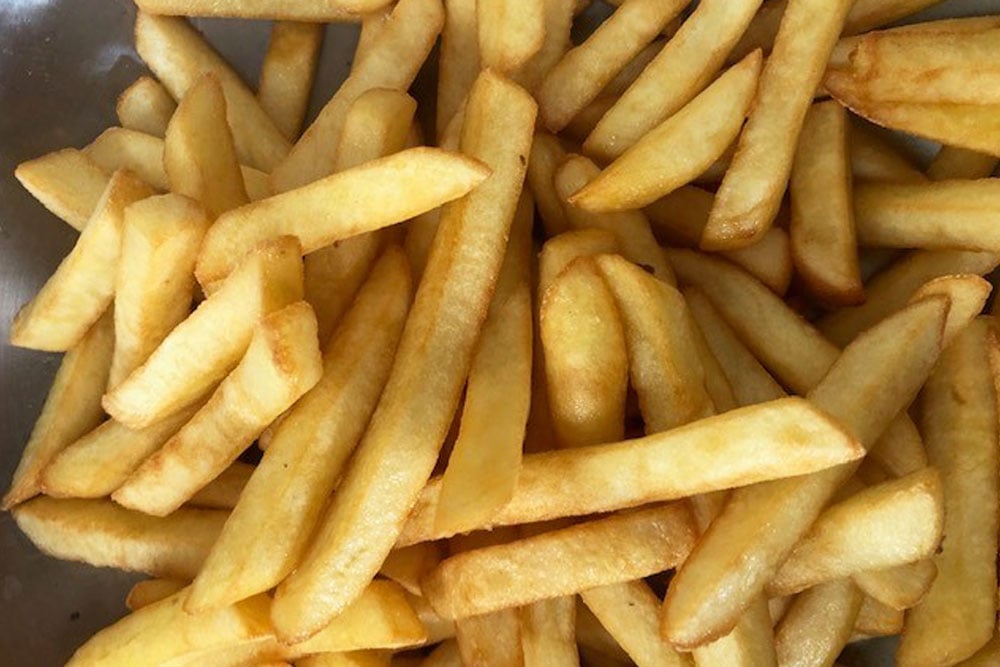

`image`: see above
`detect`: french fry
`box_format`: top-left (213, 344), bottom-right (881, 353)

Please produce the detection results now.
top-left (691, 597), bottom-right (777, 667)
top-left (13, 498), bottom-right (226, 579)
top-left (270, 71), bottom-right (536, 643)
top-left (563, 95), bottom-right (617, 145)
top-left (380, 543), bottom-right (444, 596)
top-left (927, 145), bottom-right (999, 181)
top-left (539, 229), bottom-right (619, 297)
top-left (300, 653), bottom-right (390, 667)
top-left (188, 461), bottom-right (255, 510)
top-left (186, 250), bottom-right (411, 611)
top-left (423, 503), bottom-right (696, 619)
top-left (352, 8), bottom-right (391, 71)
top-left (519, 596), bottom-right (578, 667)
top-left (258, 21), bottom-right (324, 141)
top-left (853, 559), bottom-right (938, 611)
top-left (419, 640), bottom-right (461, 667)
top-left (477, 0), bottom-right (544, 73)
top-left (536, 0), bottom-right (687, 131)
top-left (773, 579), bottom-right (863, 667)
top-left (270, 0), bottom-right (444, 192)
top-left (126, 578), bottom-right (188, 611)
top-left (407, 591), bottom-right (457, 644)
top-left (584, 0), bottom-right (763, 160)
top-left (526, 131), bottom-right (571, 236)
top-left (116, 76), bottom-right (177, 137)
top-left (509, 0), bottom-right (575, 93)
top-left (103, 236), bottom-right (304, 429)
top-left (853, 595), bottom-right (903, 638)
top-left (134, 12), bottom-right (291, 171)
top-left (133, 0), bottom-right (376, 20)
top-left (13, 148), bottom-right (110, 231)
top-left (164, 73), bottom-right (249, 218)
top-left (570, 51), bottom-right (762, 212)
top-left (3, 311), bottom-right (114, 508)
top-left (454, 609), bottom-right (524, 667)
top-left (402, 210), bottom-right (440, 282)
top-left (790, 100), bottom-right (863, 306)
top-left (898, 319), bottom-right (1000, 666)
top-left (600, 38), bottom-right (665, 99)
top-left (108, 194), bottom-right (209, 389)
top-left (114, 302), bottom-right (322, 516)
top-left (10, 171), bottom-right (154, 352)
top-left (576, 600), bottom-right (632, 665)
top-left (849, 120), bottom-right (927, 184)
top-left (196, 147), bottom-right (488, 286)
top-left (909, 275), bottom-right (992, 348)
top-left (957, 635), bottom-right (1000, 667)
top-left (436, 0), bottom-right (478, 137)
top-left (399, 397), bottom-right (864, 545)
top-left (701, 0), bottom-right (854, 250)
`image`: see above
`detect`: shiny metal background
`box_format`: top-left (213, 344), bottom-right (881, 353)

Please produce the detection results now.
top-left (0, 1), bottom-right (996, 664)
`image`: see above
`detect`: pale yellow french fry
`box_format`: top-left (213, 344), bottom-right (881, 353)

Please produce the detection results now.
top-left (407, 591), bottom-right (457, 645)
top-left (790, 100), bottom-right (863, 306)
top-left (104, 236), bottom-right (304, 428)
top-left (571, 51), bottom-right (761, 212)
top-left (399, 396), bottom-right (864, 545)
top-left (10, 171), bottom-right (154, 352)
top-left (701, 0), bottom-right (854, 250)
top-left (196, 147), bottom-right (488, 286)
top-left (584, 0), bottom-right (762, 160)
top-left (520, 596), bottom-right (577, 667)
top-left (165, 73), bottom-right (249, 218)
top-left (853, 595), bottom-right (903, 638)
top-left (126, 578), bottom-right (188, 611)
top-left (134, 11), bottom-right (291, 171)
top-left (188, 461), bottom-right (255, 510)
top-left (270, 71), bottom-right (536, 643)
top-left (536, 0), bottom-right (686, 131)
top-left (774, 579), bottom-right (862, 667)
top-left (270, 0), bottom-right (443, 192)
top-left (117, 76), bottom-right (177, 137)
top-left (12, 498), bottom-right (226, 579)
top-left (424, 504), bottom-right (696, 619)
top-left (258, 21), bottom-right (324, 141)
top-left (114, 302), bottom-right (322, 516)
top-left (3, 312), bottom-right (114, 508)
top-left (692, 597), bottom-right (777, 667)
top-left (849, 120), bottom-right (927, 184)
top-left (526, 131), bottom-right (571, 236)
top-left (539, 230), bottom-right (619, 298)
top-left (927, 145), bottom-right (999, 181)
top-left (186, 250), bottom-right (411, 611)
top-left (14, 148), bottom-right (110, 231)
top-left (853, 559), bottom-right (938, 611)
top-left (477, 0), bottom-right (544, 73)
top-left (352, 8), bottom-right (391, 72)
top-left (509, 0), bottom-right (575, 93)
top-left (109, 194), bottom-right (209, 389)
top-left (134, 0), bottom-right (376, 19)
top-left (436, 0), bottom-right (478, 137)
top-left (898, 319), bottom-right (1000, 666)
top-left (379, 543), bottom-right (443, 596)
top-left (453, 609), bottom-right (524, 667)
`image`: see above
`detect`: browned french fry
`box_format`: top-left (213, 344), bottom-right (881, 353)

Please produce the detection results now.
top-left (116, 76), bottom-right (177, 137)
top-left (526, 131), bottom-right (572, 236)
top-left (258, 21), bottom-right (324, 141)
top-left (853, 559), bottom-right (938, 611)
top-left (774, 579), bottom-right (862, 667)
top-left (519, 596), bottom-right (578, 667)
top-left (380, 543), bottom-right (444, 596)
top-left (849, 120), bottom-right (927, 184)
top-left (477, 0), bottom-right (544, 73)
top-left (14, 148), bottom-right (110, 231)
top-left (927, 145), bottom-right (999, 181)
top-left (134, 0), bottom-right (376, 20)
top-left (126, 578), bottom-right (188, 611)
top-left (188, 461), bottom-right (255, 510)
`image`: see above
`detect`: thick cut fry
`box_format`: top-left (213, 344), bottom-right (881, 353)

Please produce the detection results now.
top-left (927, 145), bottom-right (999, 181)
top-left (790, 100), bottom-right (863, 306)
top-left (539, 230), bottom-right (619, 297)
top-left (424, 504), bottom-right (696, 619)
top-left (270, 0), bottom-right (443, 192)
top-left (701, 0), bottom-right (853, 250)
top-left (774, 579), bottom-right (862, 667)
top-left (188, 461), bottom-right (254, 509)
top-left (571, 52), bottom-right (762, 212)
top-left (126, 578), bottom-right (188, 611)
top-left (436, 0), bottom-right (478, 137)
top-left (10, 171), bottom-right (154, 351)
top-left (898, 319), bottom-right (1000, 666)
top-left (134, 0), bottom-right (378, 19)
top-left (114, 302), bottom-right (322, 516)
top-left (165, 74), bottom-right (249, 218)
top-left (454, 609), bottom-right (524, 667)
top-left (187, 251), bottom-right (411, 612)
top-left (400, 397), bottom-right (864, 545)
top-left (520, 596), bottom-right (578, 667)
top-left (849, 121), bottom-right (927, 184)
top-left (477, 0), bottom-right (544, 73)
top-left (196, 147), bottom-right (488, 286)
top-left (526, 132), bottom-right (571, 236)
top-left (117, 76), bottom-right (177, 137)
top-left (3, 312), bottom-right (113, 508)
top-left (108, 194), bottom-right (208, 389)
top-left (258, 22), bottom-right (324, 141)
top-left (853, 559), bottom-right (938, 611)
top-left (379, 543), bottom-right (443, 596)
top-left (14, 148), bottom-right (110, 231)
top-left (853, 595), bottom-right (903, 638)
top-left (270, 71), bottom-right (536, 643)
top-left (104, 236), bottom-right (304, 428)
top-left (135, 12), bottom-right (291, 171)
top-left (13, 498), bottom-right (226, 579)
top-left (584, 0), bottom-right (763, 160)
top-left (536, 0), bottom-right (686, 131)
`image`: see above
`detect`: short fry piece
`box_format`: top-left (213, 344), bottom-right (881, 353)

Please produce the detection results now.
top-left (258, 21), bottom-right (324, 141)
top-left (477, 0), bottom-right (544, 73)
top-left (13, 148), bottom-right (110, 231)
top-left (853, 595), bottom-right (903, 638)
top-left (117, 76), bottom-right (177, 137)
top-left (126, 578), bottom-right (188, 611)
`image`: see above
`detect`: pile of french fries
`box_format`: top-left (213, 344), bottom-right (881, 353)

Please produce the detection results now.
top-left (8, 0), bottom-right (1000, 665)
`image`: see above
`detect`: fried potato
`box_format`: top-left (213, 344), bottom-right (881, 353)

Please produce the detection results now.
top-left (402, 209), bottom-right (440, 282)
top-left (270, 0), bottom-right (444, 192)
top-left (126, 578), bottom-right (188, 611)
top-left (773, 579), bottom-right (862, 667)
top-left (104, 236), bottom-right (304, 428)
top-left (477, 0), bottom-right (544, 73)
top-left (519, 596), bottom-right (577, 667)
top-left (539, 229), bottom-right (619, 296)
top-left (418, 640), bottom-right (461, 667)
top-left (910, 274), bottom-right (992, 347)
top-left (853, 559), bottom-right (938, 611)
top-left (956, 635), bottom-right (1000, 667)
top-left (3, 312), bottom-right (113, 509)
top-left (116, 76), bottom-right (177, 137)
top-left (701, 0), bottom-right (854, 250)
top-left (423, 504), bottom-right (696, 619)
top-left (600, 38), bottom-right (664, 99)
top-left (848, 120), bottom-right (927, 184)
top-left (133, 0), bottom-right (376, 20)
top-left (509, 0), bottom-right (574, 93)
top-left (258, 21), bottom-right (324, 141)
top-left (526, 132), bottom-right (572, 236)
top-left (300, 654), bottom-right (390, 667)
top-left (576, 600), bottom-right (631, 665)
top-left (10, 171), bottom-right (154, 352)
top-left (570, 51), bottom-right (761, 212)
top-left (927, 145), bottom-right (998, 181)
top-left (691, 597), bottom-right (777, 667)
top-left (114, 302), bottom-right (322, 516)
top-left (188, 461), bottom-right (255, 510)
top-left (436, 0), bottom-right (478, 137)
top-left (186, 250), bottom-right (411, 612)
top-left (134, 12), bottom-right (291, 171)
top-left (379, 543), bottom-right (443, 597)
top-left (563, 95), bottom-right (617, 144)
top-left (853, 595), bottom-right (903, 638)
top-left (13, 148), bottom-right (110, 231)
top-left (13, 498), bottom-right (226, 579)
top-left (454, 609), bottom-right (524, 667)
top-left (407, 591), bottom-right (457, 645)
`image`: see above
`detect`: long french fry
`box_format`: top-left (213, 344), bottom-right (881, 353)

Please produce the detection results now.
top-left (117, 76), bottom-right (177, 137)
top-left (134, 0), bottom-right (377, 20)
top-left (13, 148), bottom-right (110, 231)
top-left (454, 609), bottom-right (524, 667)
top-left (773, 579), bottom-right (862, 667)
top-left (436, 0), bottom-right (478, 137)
top-left (477, 0), bottom-right (544, 73)
top-left (258, 21), bottom-right (324, 141)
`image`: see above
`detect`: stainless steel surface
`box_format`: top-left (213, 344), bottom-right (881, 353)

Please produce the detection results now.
top-left (0, 0), bottom-right (996, 664)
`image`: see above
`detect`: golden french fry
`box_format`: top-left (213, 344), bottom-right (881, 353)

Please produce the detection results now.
top-left (186, 250), bottom-right (411, 612)
top-left (424, 504), bottom-right (696, 619)
top-left (454, 609), bottom-right (524, 667)
top-left (849, 120), bottom-right (927, 184)
top-left (270, 0), bottom-right (443, 192)
top-left (509, 0), bottom-right (574, 93)
top-left (436, 0), bottom-right (478, 137)
top-left (10, 171), bottom-right (154, 352)
top-left (134, 0), bottom-right (377, 19)
top-left (536, 0), bottom-right (686, 131)
top-left (701, 0), bottom-right (854, 250)
top-left (774, 579), bottom-right (862, 667)
top-left (957, 635), bottom-right (1000, 667)
top-left (853, 595), bottom-right (903, 638)
top-left (270, 71), bottom-right (536, 643)
top-left (13, 498), bottom-right (226, 579)
top-left (526, 131), bottom-right (572, 236)
top-left (299, 653), bottom-right (390, 667)
top-left (135, 12), bottom-right (291, 171)
top-left (600, 38), bottom-right (664, 99)
top-left (3, 312), bottom-right (114, 508)
top-left (853, 559), bottom-right (938, 611)
top-left (898, 319), bottom-right (1000, 666)
top-left (117, 76), bottom-right (177, 137)
top-left (909, 274), bottom-right (992, 348)
top-left (539, 229), bottom-right (619, 297)
top-left (188, 461), bottom-right (255, 509)
top-left (477, 0), bottom-right (544, 73)
top-left (407, 591), bottom-right (457, 645)
top-left (114, 302), bottom-right (322, 516)
top-left (519, 596), bottom-right (577, 667)
top-left (379, 543), bottom-right (444, 596)
top-left (104, 236), bottom-right (304, 428)
top-left (691, 597), bottom-right (777, 667)
top-left (13, 148), bottom-right (110, 231)
top-left (570, 51), bottom-right (761, 212)
top-left (563, 95), bottom-right (617, 144)
top-left (126, 578), bottom-right (188, 611)
top-left (85, 127), bottom-right (170, 190)
top-left (258, 21), bottom-right (324, 141)
top-left (402, 209), bottom-right (440, 282)
top-left (927, 145), bottom-right (999, 181)
top-left (584, 0), bottom-right (763, 160)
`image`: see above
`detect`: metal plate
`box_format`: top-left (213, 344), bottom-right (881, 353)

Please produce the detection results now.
top-left (0, 1), bottom-right (996, 664)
